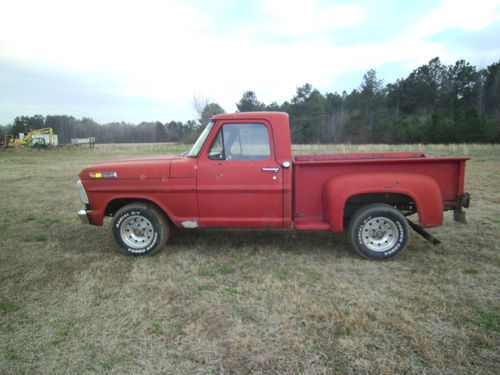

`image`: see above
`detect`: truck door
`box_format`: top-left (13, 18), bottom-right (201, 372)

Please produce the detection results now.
top-left (197, 121), bottom-right (283, 228)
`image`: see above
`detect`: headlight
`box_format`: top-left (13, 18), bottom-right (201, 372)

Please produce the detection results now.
top-left (77, 179), bottom-right (89, 205)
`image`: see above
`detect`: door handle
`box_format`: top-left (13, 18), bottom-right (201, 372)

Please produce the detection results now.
top-left (262, 167), bottom-right (280, 173)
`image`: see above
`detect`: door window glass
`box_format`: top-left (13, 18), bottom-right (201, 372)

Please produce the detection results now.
top-left (208, 123), bottom-right (270, 160)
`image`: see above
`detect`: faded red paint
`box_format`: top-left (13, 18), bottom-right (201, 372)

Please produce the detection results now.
top-left (79, 112), bottom-right (469, 231)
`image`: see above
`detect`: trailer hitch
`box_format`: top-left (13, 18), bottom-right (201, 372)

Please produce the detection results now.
top-left (407, 219), bottom-right (441, 245)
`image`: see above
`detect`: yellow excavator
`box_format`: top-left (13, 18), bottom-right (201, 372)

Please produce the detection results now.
top-left (4, 128), bottom-right (56, 148)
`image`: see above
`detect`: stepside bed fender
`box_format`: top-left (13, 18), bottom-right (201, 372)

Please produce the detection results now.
top-left (322, 172), bottom-right (443, 232)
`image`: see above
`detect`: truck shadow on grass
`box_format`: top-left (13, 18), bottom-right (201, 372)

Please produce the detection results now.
top-left (167, 228), bottom-right (355, 258)
top-left (77, 221), bottom-right (426, 260)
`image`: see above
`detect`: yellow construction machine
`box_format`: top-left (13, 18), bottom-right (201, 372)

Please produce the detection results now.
top-left (4, 128), bottom-right (57, 148)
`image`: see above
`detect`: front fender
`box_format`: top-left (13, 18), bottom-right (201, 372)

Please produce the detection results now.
top-left (81, 177), bottom-right (197, 227)
top-left (86, 193), bottom-right (176, 226)
top-left (322, 172), bottom-right (443, 232)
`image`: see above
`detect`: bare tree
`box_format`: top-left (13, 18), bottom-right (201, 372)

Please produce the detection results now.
top-left (192, 93), bottom-right (209, 120)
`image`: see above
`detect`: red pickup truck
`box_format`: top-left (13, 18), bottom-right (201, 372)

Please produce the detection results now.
top-left (77, 112), bottom-right (470, 260)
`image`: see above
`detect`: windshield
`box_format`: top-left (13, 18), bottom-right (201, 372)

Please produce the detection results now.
top-left (185, 120), bottom-right (215, 157)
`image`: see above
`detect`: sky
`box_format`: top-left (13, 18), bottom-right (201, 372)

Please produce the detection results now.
top-left (0, 0), bottom-right (499, 125)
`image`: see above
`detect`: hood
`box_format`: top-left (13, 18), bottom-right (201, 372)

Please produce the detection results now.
top-left (80, 154), bottom-right (182, 180)
top-left (93, 154), bottom-right (179, 164)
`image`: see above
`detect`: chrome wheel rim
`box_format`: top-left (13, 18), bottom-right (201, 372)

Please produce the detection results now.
top-left (361, 217), bottom-right (399, 252)
top-left (120, 215), bottom-right (154, 249)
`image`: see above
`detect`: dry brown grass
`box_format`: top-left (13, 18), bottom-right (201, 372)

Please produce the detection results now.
top-left (0, 144), bottom-right (499, 374)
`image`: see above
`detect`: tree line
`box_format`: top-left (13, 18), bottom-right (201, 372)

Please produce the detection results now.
top-left (1, 57), bottom-right (499, 144)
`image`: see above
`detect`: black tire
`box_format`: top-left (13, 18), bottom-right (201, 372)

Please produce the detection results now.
top-left (111, 203), bottom-right (169, 256)
top-left (348, 203), bottom-right (410, 260)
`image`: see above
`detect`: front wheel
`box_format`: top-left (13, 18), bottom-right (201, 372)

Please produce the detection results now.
top-left (348, 203), bottom-right (410, 260)
top-left (111, 203), bottom-right (169, 256)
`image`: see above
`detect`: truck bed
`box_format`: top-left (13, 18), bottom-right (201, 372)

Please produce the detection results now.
top-left (293, 152), bottom-right (468, 229)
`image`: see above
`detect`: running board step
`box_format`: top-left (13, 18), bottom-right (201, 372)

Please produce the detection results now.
top-left (407, 219), bottom-right (442, 245)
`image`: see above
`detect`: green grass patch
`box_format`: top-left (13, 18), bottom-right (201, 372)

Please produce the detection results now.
top-left (463, 268), bottom-right (479, 275)
top-left (198, 266), bottom-right (216, 277)
top-left (0, 297), bottom-right (20, 313)
top-left (50, 319), bottom-right (77, 345)
top-left (198, 264), bottom-right (236, 277)
top-left (223, 287), bottom-right (238, 296)
top-left (472, 308), bottom-right (500, 333)
top-left (170, 320), bottom-right (183, 335)
top-left (197, 283), bottom-right (211, 292)
top-left (217, 264), bottom-right (235, 275)
top-left (35, 234), bottom-right (48, 242)
top-left (102, 355), bottom-right (128, 371)
top-left (151, 321), bottom-right (161, 333)
top-left (6, 348), bottom-right (21, 362)
top-left (22, 234), bottom-right (48, 242)
top-left (0, 323), bottom-right (16, 333)
top-left (38, 217), bottom-right (61, 228)
top-left (274, 268), bottom-right (289, 280)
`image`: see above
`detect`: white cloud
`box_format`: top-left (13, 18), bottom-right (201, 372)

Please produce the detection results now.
top-left (258, 0), bottom-right (365, 36)
top-left (393, 0), bottom-right (500, 67)
top-left (413, 0), bottom-right (500, 36)
top-left (0, 0), bottom-right (203, 70)
top-left (0, 0), bottom-right (499, 122)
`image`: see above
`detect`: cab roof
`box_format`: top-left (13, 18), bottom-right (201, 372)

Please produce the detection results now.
top-left (211, 111), bottom-right (288, 122)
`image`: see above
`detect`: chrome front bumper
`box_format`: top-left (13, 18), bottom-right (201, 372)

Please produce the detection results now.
top-left (78, 209), bottom-right (90, 224)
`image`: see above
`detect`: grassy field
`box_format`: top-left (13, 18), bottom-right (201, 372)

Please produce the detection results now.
top-left (0, 143), bottom-right (498, 374)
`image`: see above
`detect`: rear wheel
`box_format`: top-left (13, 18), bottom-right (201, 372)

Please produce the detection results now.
top-left (111, 203), bottom-right (169, 256)
top-left (348, 203), bottom-right (410, 260)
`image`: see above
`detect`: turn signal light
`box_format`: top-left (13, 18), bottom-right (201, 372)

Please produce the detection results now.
top-left (89, 172), bottom-right (118, 178)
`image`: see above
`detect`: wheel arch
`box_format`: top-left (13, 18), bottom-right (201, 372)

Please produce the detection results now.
top-left (105, 196), bottom-right (175, 227)
top-left (322, 172), bottom-right (443, 232)
top-left (343, 192), bottom-right (416, 224)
